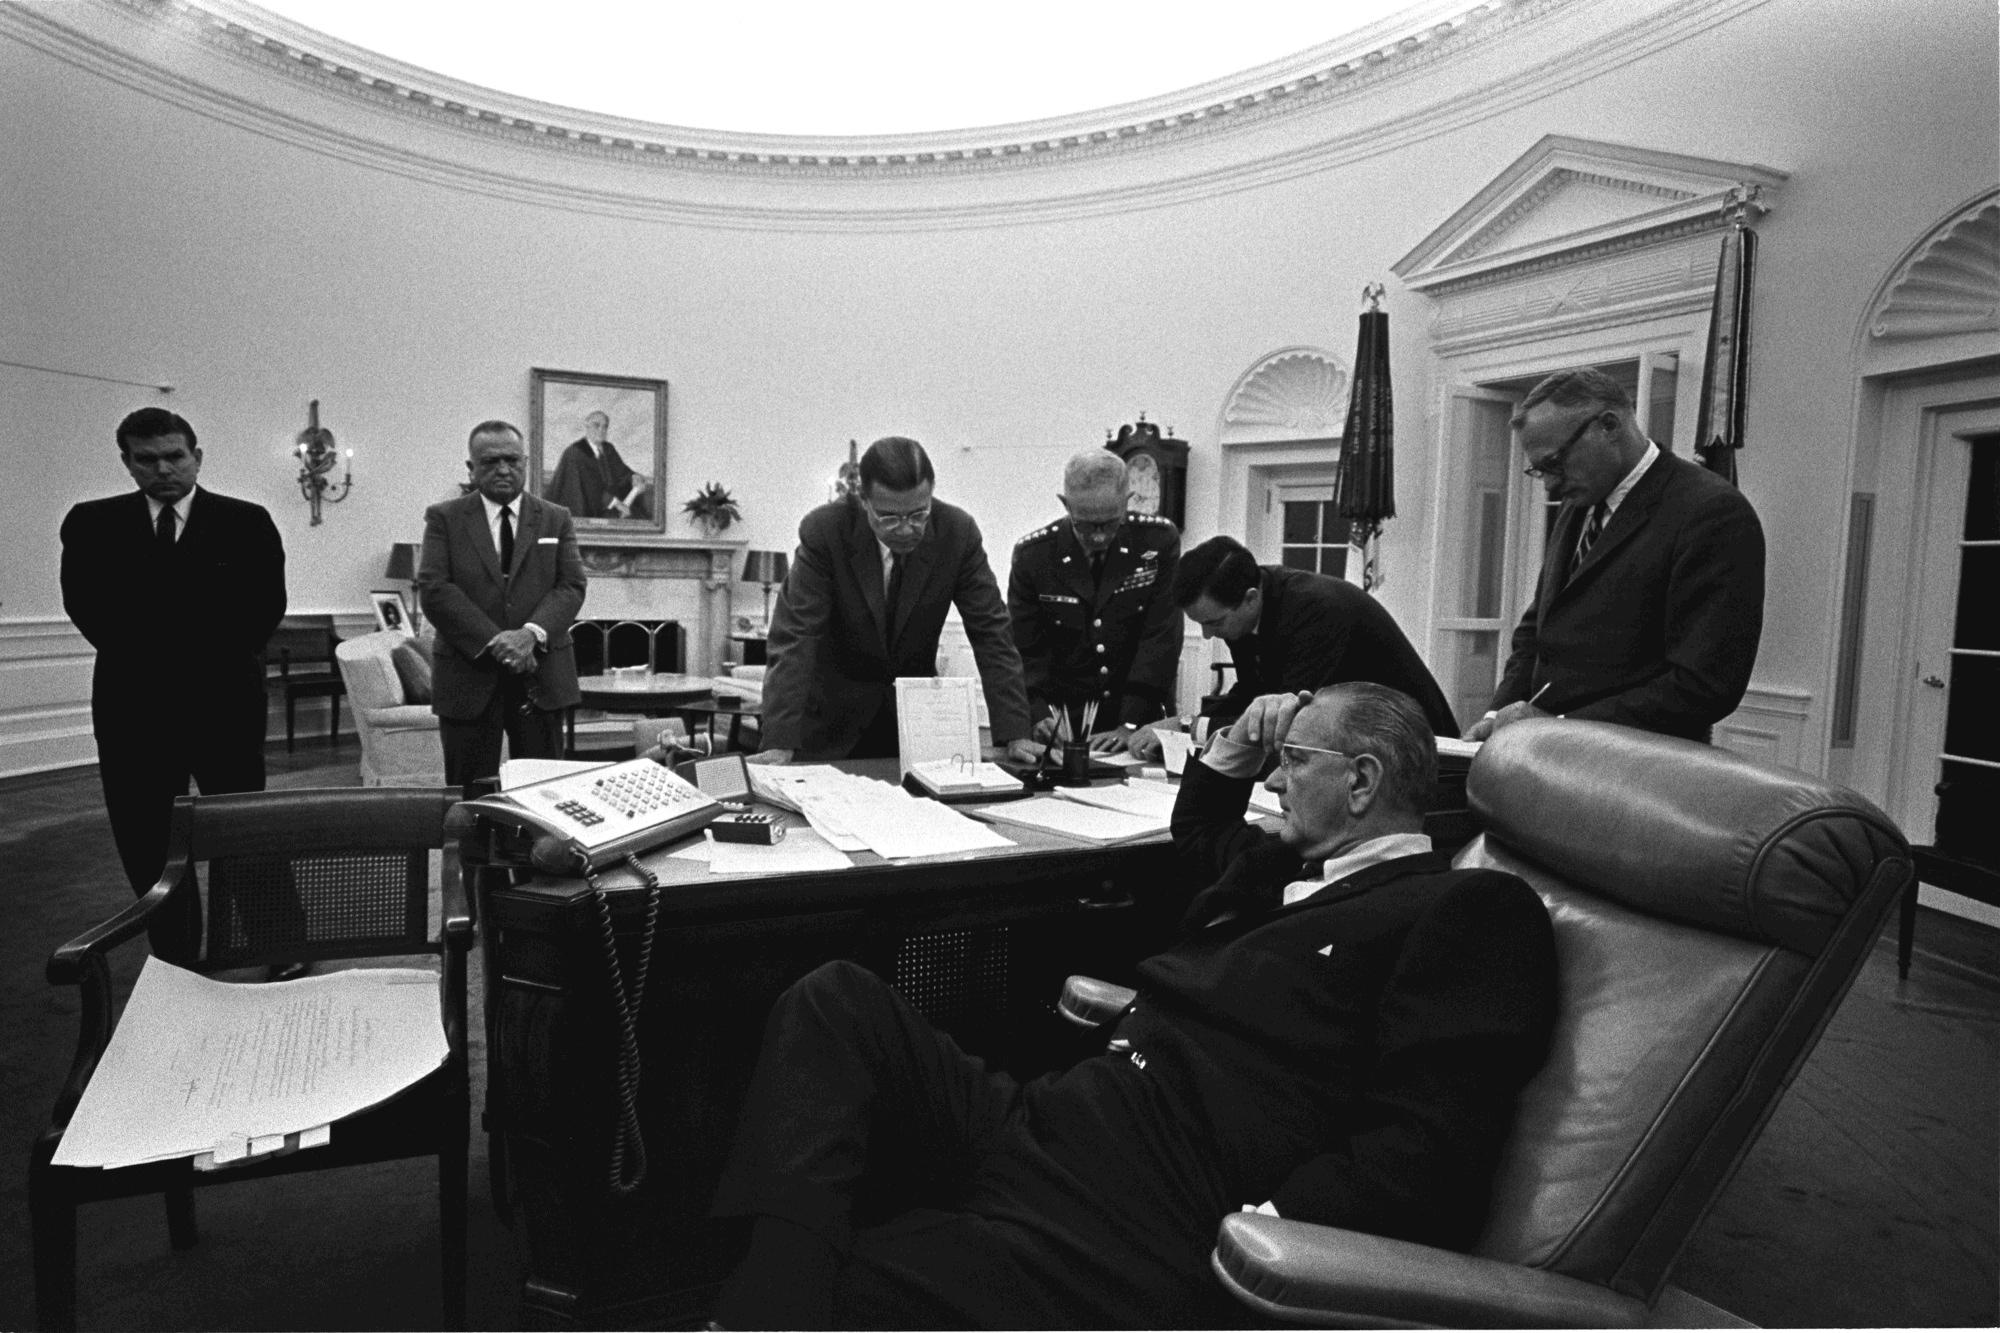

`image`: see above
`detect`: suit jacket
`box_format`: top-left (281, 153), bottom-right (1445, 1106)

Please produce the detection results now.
top-left (1493, 450), bottom-right (1764, 740)
top-left (416, 491), bottom-right (587, 720)
top-left (1134, 756), bottom-right (1557, 1249)
top-left (1007, 512), bottom-right (1182, 726)
top-left (1219, 566), bottom-right (1457, 736)
top-left (60, 486), bottom-right (286, 729)
top-left (762, 499), bottom-right (1030, 757)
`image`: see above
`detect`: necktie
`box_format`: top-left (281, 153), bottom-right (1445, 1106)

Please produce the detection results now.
top-left (886, 552), bottom-right (906, 624)
top-left (498, 504), bottom-right (515, 573)
top-left (1570, 503), bottom-right (1605, 581)
top-left (1090, 552), bottom-right (1106, 585)
top-left (155, 502), bottom-right (176, 550)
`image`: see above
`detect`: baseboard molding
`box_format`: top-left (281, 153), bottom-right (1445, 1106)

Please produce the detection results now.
top-left (0, 613), bottom-right (375, 781)
top-left (1920, 885), bottom-right (2000, 932)
top-left (1713, 685), bottom-right (1813, 772)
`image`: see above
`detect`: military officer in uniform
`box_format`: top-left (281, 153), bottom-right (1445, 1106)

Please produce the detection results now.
top-left (1008, 452), bottom-right (1182, 754)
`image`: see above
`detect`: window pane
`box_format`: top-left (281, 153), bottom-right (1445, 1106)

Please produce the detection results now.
top-left (1957, 548), bottom-right (2000, 650)
top-left (1943, 655), bottom-right (2000, 763)
top-left (1647, 356), bottom-right (1678, 448)
top-left (1322, 547), bottom-right (1349, 580)
top-left (1935, 758), bottom-right (2000, 864)
top-left (1281, 547), bottom-right (1316, 571)
top-left (1966, 440), bottom-right (2000, 542)
top-left (1323, 506), bottom-right (1351, 547)
top-left (1446, 629), bottom-right (1499, 729)
top-left (1450, 396), bottom-right (1513, 619)
top-left (1282, 500), bottom-right (1317, 544)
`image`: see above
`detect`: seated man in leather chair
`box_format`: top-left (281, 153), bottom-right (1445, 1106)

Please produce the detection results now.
top-left (708, 682), bottom-right (1558, 1329)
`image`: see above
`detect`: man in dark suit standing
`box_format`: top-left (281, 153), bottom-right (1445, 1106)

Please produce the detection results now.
top-left (61, 407), bottom-right (287, 956)
top-left (1467, 368), bottom-right (1765, 743)
top-left (1133, 535), bottom-right (1457, 751)
top-left (754, 436), bottom-right (1031, 764)
top-left (417, 420), bottom-right (587, 786)
top-left (707, 682), bottom-right (1556, 1328)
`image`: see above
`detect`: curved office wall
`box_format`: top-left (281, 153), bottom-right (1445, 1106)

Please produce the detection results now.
top-left (1, 0), bottom-right (1995, 777)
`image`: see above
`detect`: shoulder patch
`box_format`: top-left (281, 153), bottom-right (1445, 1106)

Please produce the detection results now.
top-left (1015, 521), bottom-right (1063, 547)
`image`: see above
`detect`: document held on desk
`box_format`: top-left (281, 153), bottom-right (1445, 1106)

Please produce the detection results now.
top-left (894, 675), bottom-right (983, 774)
top-left (52, 957), bottom-right (449, 1169)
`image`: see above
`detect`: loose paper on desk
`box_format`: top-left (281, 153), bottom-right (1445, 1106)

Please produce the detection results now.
top-left (968, 796), bottom-right (1163, 846)
top-left (1156, 730), bottom-right (1193, 777)
top-left (1053, 781), bottom-right (1177, 823)
top-left (707, 825), bottom-right (851, 875)
top-left (52, 957), bottom-right (448, 1169)
top-left (502, 757), bottom-right (609, 788)
top-left (894, 676), bottom-right (982, 775)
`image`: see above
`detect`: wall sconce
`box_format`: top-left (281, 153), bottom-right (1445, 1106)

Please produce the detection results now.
top-left (294, 399), bottom-right (352, 525)
top-left (740, 549), bottom-right (789, 626)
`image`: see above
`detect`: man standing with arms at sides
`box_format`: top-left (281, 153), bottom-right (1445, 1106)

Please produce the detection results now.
top-left (754, 435), bottom-right (1032, 765)
top-left (546, 409), bottom-right (650, 520)
top-left (418, 420), bottom-right (587, 787)
top-left (1129, 535), bottom-right (1457, 758)
top-left (1466, 367), bottom-right (1764, 743)
top-left (1009, 451), bottom-right (1181, 754)
top-left (61, 408), bottom-right (287, 959)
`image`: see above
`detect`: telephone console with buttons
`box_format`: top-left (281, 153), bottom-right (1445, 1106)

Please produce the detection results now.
top-left (457, 757), bottom-right (722, 876)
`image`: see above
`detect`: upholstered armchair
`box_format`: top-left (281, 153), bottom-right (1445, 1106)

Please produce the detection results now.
top-left (1211, 719), bottom-right (1911, 1326)
top-left (335, 630), bottom-right (444, 787)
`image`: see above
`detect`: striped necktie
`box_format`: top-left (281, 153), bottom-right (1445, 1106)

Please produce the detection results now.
top-left (1570, 503), bottom-right (1606, 581)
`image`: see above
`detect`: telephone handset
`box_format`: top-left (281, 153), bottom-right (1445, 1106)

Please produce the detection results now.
top-left (457, 757), bottom-right (723, 1195)
top-left (456, 757), bottom-right (722, 875)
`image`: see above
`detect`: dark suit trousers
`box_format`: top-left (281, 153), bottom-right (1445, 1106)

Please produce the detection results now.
top-left (711, 961), bottom-right (1240, 1329)
top-left (96, 699), bottom-right (266, 963)
top-left (438, 670), bottom-right (564, 788)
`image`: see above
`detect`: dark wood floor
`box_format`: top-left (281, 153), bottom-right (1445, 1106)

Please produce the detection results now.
top-left (1, 743), bottom-right (1994, 1329)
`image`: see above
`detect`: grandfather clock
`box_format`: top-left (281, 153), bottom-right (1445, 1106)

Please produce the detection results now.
top-left (1104, 414), bottom-right (1189, 529)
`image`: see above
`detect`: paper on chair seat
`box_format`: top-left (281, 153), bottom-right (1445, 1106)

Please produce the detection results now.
top-left (53, 957), bottom-right (449, 1169)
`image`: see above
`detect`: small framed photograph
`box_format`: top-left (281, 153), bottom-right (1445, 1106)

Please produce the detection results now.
top-left (528, 368), bottom-right (669, 541)
top-left (369, 589), bottom-right (413, 636)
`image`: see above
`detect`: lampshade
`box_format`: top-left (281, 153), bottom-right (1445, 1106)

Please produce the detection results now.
top-left (741, 550), bottom-right (789, 586)
top-left (383, 542), bottom-right (419, 581)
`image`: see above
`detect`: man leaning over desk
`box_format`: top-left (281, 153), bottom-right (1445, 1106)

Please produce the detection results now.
top-left (752, 435), bottom-right (1033, 765)
top-left (1466, 367), bottom-right (1764, 744)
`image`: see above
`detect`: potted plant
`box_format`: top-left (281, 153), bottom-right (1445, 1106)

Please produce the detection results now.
top-left (683, 482), bottom-right (741, 536)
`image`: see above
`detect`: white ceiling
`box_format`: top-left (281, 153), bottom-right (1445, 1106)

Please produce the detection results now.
top-left (253, 0), bottom-right (1446, 136)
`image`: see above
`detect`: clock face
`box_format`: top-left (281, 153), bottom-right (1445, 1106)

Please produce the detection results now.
top-left (1128, 452), bottom-right (1162, 515)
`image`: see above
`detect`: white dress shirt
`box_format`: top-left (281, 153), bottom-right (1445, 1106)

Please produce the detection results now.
top-left (147, 487), bottom-right (195, 541)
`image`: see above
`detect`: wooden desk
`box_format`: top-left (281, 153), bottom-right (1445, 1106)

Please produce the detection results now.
top-left (470, 766), bottom-right (1183, 1328)
top-left (471, 755), bottom-right (1477, 1328)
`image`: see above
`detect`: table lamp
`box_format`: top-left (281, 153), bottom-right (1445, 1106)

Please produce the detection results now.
top-left (740, 550), bottom-right (789, 628)
top-left (383, 542), bottom-right (421, 628)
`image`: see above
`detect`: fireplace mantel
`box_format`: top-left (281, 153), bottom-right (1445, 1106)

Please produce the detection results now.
top-left (575, 534), bottom-right (748, 676)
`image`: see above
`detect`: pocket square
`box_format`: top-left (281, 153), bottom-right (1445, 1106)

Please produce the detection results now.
top-left (536, 537), bottom-right (558, 545)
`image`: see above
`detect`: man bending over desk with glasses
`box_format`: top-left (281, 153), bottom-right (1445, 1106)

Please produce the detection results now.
top-left (751, 435), bottom-right (1034, 765)
top-left (708, 682), bottom-right (1557, 1329)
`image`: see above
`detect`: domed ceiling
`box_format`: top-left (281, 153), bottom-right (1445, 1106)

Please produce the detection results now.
top-left (256, 0), bottom-right (1479, 136)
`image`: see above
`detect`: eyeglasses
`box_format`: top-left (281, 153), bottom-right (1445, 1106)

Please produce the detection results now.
top-left (864, 500), bottom-right (931, 532)
top-left (1069, 515), bottom-right (1124, 537)
top-left (1522, 412), bottom-right (1607, 480)
top-left (1276, 743), bottom-right (1352, 775)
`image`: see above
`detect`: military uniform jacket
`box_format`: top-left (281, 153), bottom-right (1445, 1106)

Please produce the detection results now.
top-left (1007, 513), bottom-right (1182, 727)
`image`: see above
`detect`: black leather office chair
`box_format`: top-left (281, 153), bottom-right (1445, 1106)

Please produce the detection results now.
top-left (29, 786), bottom-right (472, 1331)
top-left (1063, 720), bottom-right (1911, 1326)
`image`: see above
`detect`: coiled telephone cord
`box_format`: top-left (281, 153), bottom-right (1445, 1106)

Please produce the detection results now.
top-left (586, 852), bottom-right (664, 1196)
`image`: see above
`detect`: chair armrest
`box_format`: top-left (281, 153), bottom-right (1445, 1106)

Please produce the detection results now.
top-left (48, 858), bottom-right (187, 984)
top-left (1212, 1214), bottom-right (1651, 1329)
top-left (1058, 975), bottom-right (1137, 1028)
top-left (363, 704), bottom-right (440, 730)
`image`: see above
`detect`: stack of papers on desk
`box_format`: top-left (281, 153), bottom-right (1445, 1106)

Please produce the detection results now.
top-left (53, 957), bottom-right (447, 1169)
top-left (967, 796), bottom-right (1163, 846)
top-left (1052, 781), bottom-right (1177, 823)
top-left (749, 766), bottom-right (1012, 859)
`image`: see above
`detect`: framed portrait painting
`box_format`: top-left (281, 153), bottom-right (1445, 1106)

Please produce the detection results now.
top-left (528, 369), bottom-right (669, 539)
